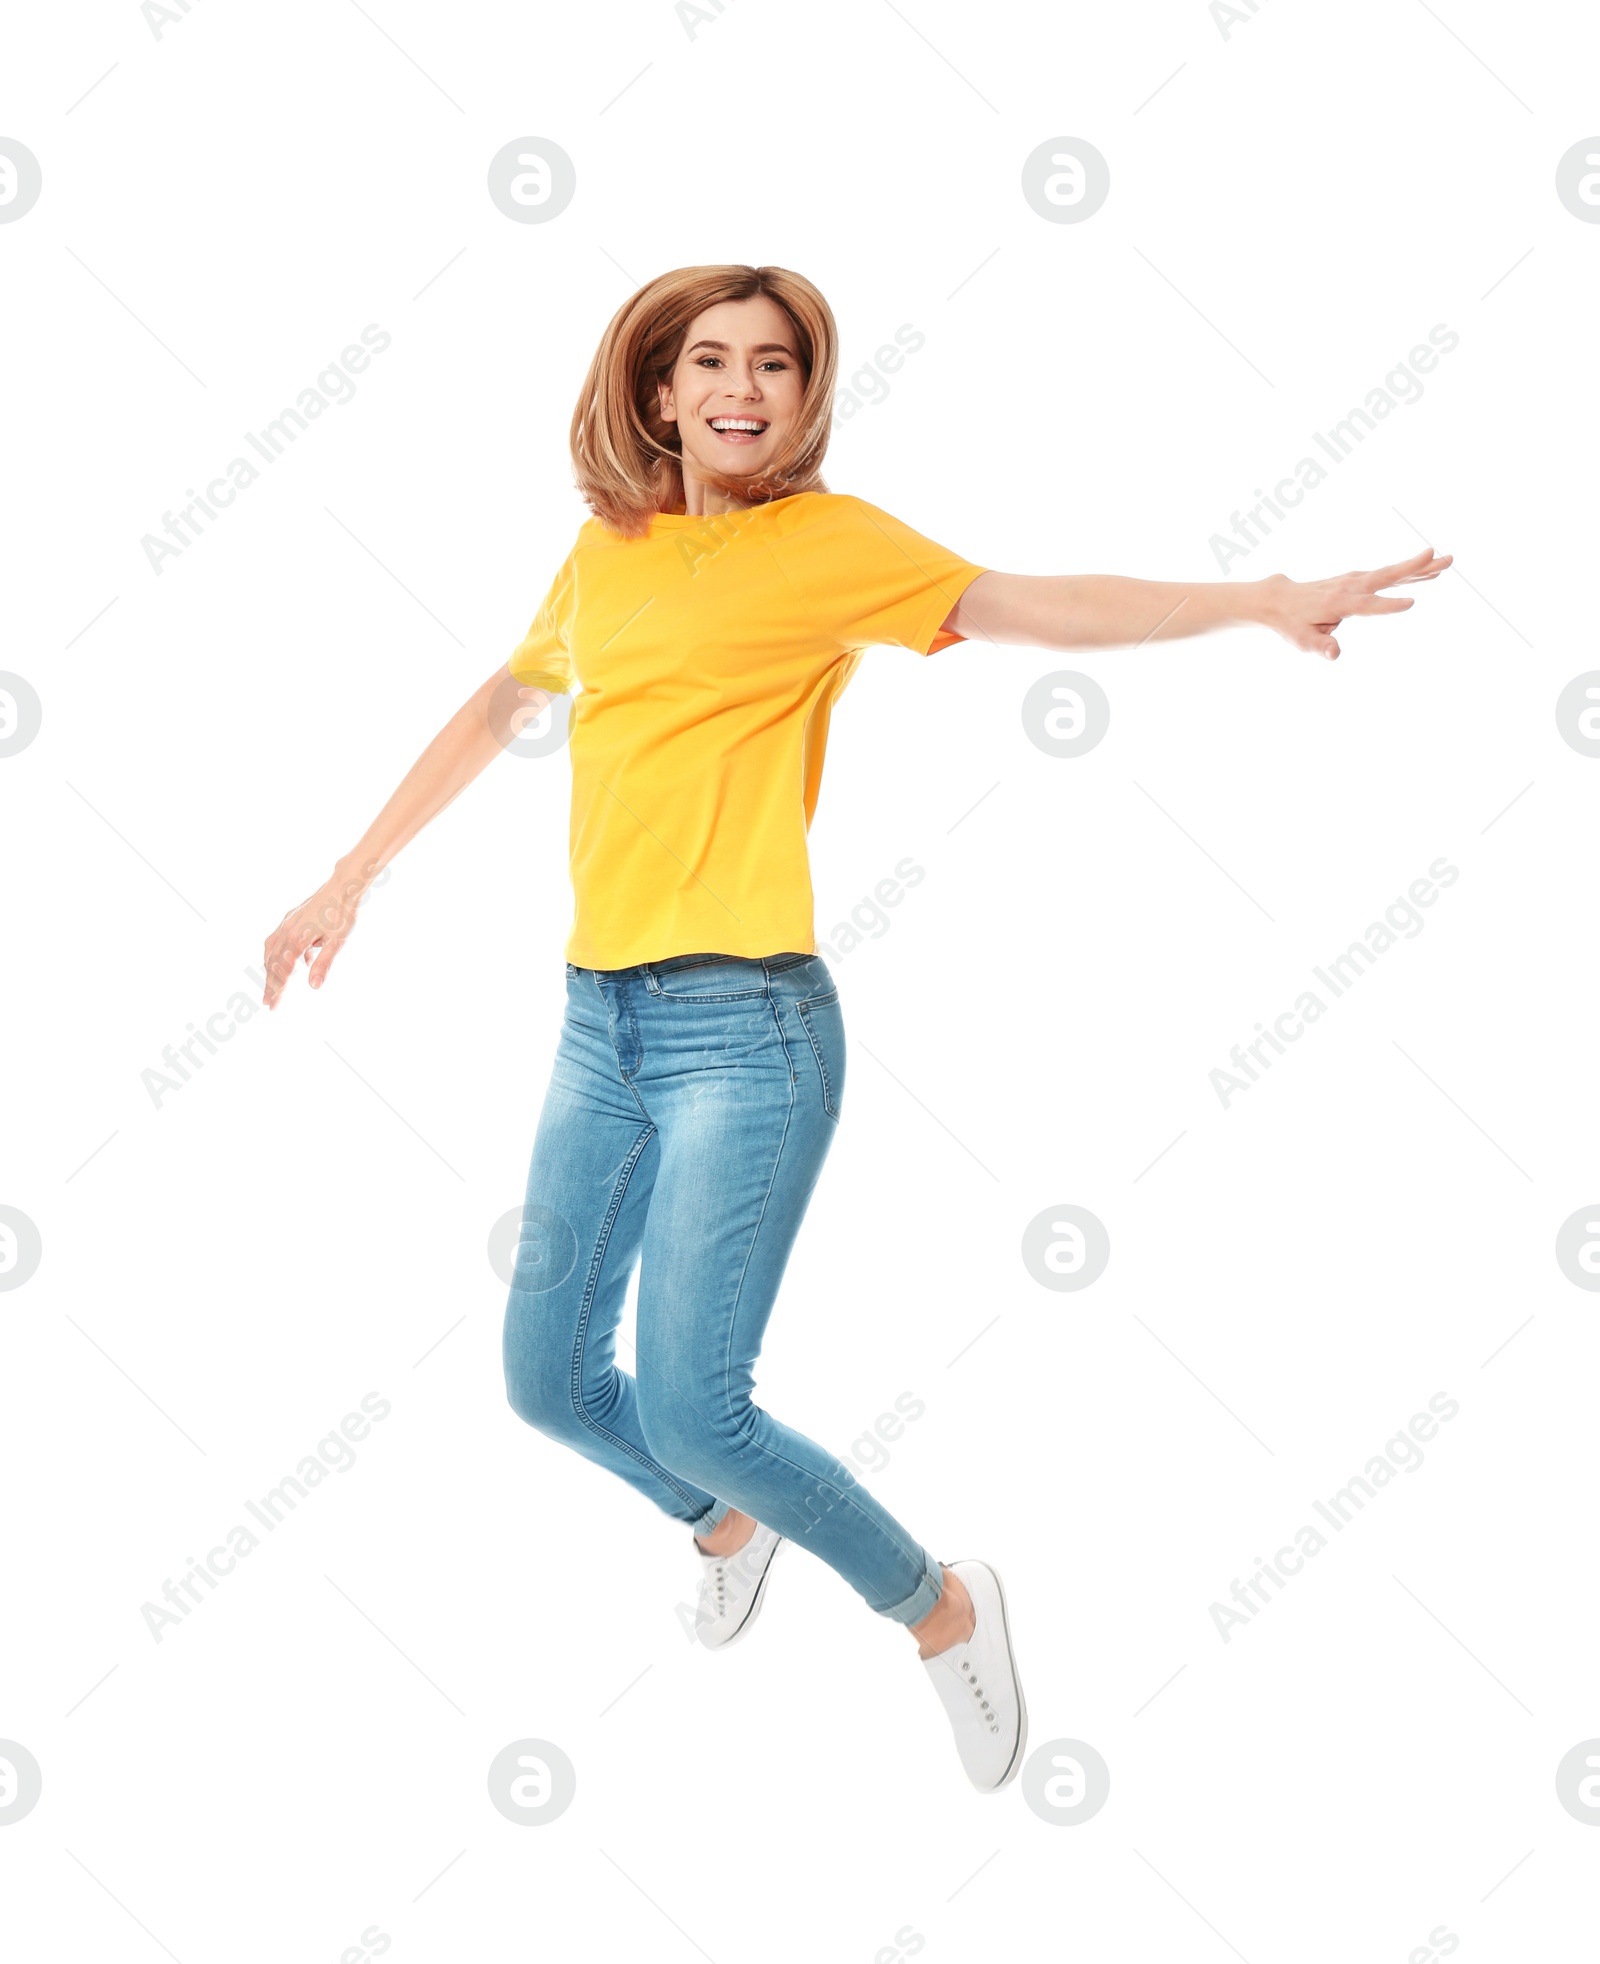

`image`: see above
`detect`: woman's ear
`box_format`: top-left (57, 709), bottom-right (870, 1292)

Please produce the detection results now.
top-left (656, 378), bottom-right (676, 424)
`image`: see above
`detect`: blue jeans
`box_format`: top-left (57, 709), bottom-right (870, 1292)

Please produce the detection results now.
top-left (501, 950), bottom-right (947, 1626)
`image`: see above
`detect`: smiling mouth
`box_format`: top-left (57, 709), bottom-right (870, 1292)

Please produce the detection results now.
top-left (708, 417), bottom-right (769, 444)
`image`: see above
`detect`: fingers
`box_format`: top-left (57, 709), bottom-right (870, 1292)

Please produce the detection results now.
top-left (261, 933), bottom-right (299, 1010)
top-left (1346, 595), bottom-right (1415, 616)
top-left (1365, 548), bottom-right (1453, 589)
top-left (1388, 555), bottom-right (1451, 584)
top-left (1367, 547), bottom-right (1437, 582)
top-left (263, 874), bottom-right (369, 1006)
top-left (261, 910), bottom-right (328, 1009)
top-left (263, 933), bottom-right (334, 1006)
top-left (263, 925), bottom-right (312, 1008)
top-left (305, 933), bottom-right (345, 991)
top-left (1278, 546), bottom-right (1447, 665)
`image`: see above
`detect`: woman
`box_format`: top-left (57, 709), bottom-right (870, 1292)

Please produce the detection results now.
top-left (262, 264), bottom-right (1449, 1793)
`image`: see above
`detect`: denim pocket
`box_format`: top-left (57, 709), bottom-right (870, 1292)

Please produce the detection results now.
top-left (794, 954), bottom-right (837, 1001)
top-left (796, 989), bottom-right (845, 1119)
top-left (647, 954), bottom-right (770, 1001)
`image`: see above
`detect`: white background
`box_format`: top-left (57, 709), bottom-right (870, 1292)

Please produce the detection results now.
top-left (4, 1), bottom-right (1597, 1958)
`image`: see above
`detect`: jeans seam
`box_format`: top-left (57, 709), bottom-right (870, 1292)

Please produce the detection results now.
top-left (645, 954), bottom-right (812, 998)
top-left (591, 969), bottom-right (654, 1125)
top-left (652, 988), bottom-right (768, 1001)
top-left (879, 1560), bottom-right (944, 1621)
top-left (695, 1412), bottom-right (935, 1616)
top-left (779, 1451), bottom-right (933, 1611)
top-left (795, 996), bottom-right (840, 1118)
top-left (648, 1363), bottom-right (935, 1615)
top-left (704, 1018), bottom-right (924, 1611)
top-left (646, 953), bottom-right (748, 997)
top-left (565, 1123), bottom-right (710, 1518)
top-left (715, 990), bottom-right (800, 1405)
top-left (651, 953), bottom-right (735, 977)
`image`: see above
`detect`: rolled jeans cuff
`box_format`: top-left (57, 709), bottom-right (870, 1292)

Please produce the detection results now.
top-left (876, 1555), bottom-right (945, 1626)
top-left (689, 1498), bottom-right (731, 1538)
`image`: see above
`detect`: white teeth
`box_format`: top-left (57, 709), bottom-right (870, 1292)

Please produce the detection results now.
top-left (711, 419), bottom-right (766, 432)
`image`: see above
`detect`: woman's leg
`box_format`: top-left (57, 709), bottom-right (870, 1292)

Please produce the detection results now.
top-left (501, 969), bottom-right (733, 1540)
top-left (624, 954), bottom-right (947, 1628)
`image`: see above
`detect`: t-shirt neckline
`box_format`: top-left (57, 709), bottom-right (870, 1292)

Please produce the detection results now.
top-left (647, 491), bottom-right (818, 529)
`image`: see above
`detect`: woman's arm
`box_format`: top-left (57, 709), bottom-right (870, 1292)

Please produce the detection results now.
top-left (260, 664), bottom-right (556, 1009)
top-left (942, 547), bottom-right (1452, 663)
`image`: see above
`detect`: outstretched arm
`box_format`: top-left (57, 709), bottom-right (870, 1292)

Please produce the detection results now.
top-left (942, 547), bottom-right (1452, 663)
top-left (259, 664), bottom-right (556, 1008)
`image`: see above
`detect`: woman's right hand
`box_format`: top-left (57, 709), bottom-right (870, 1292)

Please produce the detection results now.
top-left (262, 859), bottom-right (378, 1010)
top-left (259, 660), bottom-right (538, 1010)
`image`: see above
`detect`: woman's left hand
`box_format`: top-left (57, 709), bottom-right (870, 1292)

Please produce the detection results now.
top-left (1257, 547), bottom-right (1453, 661)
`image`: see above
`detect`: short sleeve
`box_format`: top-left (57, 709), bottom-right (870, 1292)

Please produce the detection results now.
top-left (508, 548), bottom-right (578, 694)
top-left (816, 496), bottom-right (988, 657)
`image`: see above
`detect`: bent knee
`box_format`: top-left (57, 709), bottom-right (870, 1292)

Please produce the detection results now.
top-left (637, 1383), bottom-right (749, 1477)
top-left (505, 1364), bottom-right (575, 1436)
top-left (506, 1343), bottom-right (636, 1445)
top-left (502, 1328), bottom-right (586, 1433)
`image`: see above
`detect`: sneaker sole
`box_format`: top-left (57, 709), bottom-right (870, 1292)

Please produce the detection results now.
top-left (953, 1557), bottom-right (1028, 1791)
top-left (698, 1535), bottom-right (785, 1650)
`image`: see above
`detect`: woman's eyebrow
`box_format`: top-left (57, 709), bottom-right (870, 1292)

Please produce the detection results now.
top-left (685, 339), bottom-right (797, 357)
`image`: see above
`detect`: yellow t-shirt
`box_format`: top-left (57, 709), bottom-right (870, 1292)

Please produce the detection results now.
top-left (509, 490), bottom-right (988, 970)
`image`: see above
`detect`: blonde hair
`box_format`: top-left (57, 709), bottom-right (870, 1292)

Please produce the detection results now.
top-left (570, 264), bottom-right (838, 538)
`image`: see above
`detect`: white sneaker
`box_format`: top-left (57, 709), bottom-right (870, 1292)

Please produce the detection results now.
top-left (920, 1559), bottom-right (1028, 1792)
top-left (694, 1519), bottom-right (785, 1649)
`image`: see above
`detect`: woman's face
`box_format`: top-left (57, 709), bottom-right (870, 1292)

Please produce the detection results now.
top-left (657, 294), bottom-right (807, 499)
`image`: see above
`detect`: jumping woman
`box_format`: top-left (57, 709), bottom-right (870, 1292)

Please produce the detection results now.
top-left (262, 263), bottom-right (1450, 1793)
